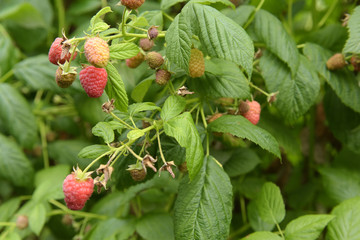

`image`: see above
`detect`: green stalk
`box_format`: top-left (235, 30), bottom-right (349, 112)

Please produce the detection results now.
top-left (55, 0), bottom-right (65, 36)
top-left (157, 130), bottom-right (167, 164)
top-left (317, 0), bottom-right (339, 29)
top-left (49, 200), bottom-right (107, 220)
top-left (243, 0), bottom-right (265, 29)
top-left (288, 0), bottom-right (293, 34)
top-left (0, 69), bottom-right (14, 83)
top-left (38, 120), bottom-right (49, 169)
top-left (110, 112), bottom-right (135, 130)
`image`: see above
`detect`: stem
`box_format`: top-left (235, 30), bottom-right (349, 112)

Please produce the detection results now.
top-left (228, 224), bottom-right (250, 240)
top-left (39, 120), bottom-right (49, 169)
top-left (243, 0), bottom-right (265, 29)
top-left (317, 0), bottom-right (338, 29)
top-left (125, 32), bottom-right (165, 38)
top-left (249, 81), bottom-right (271, 97)
top-left (55, 0), bottom-right (65, 36)
top-left (276, 223), bottom-right (285, 239)
top-left (200, 107), bottom-right (207, 128)
top-left (240, 197), bottom-right (247, 224)
top-left (200, 108), bottom-right (210, 156)
top-left (288, 0), bottom-right (293, 34)
top-left (110, 112), bottom-right (135, 130)
top-left (125, 145), bottom-right (143, 161)
top-left (163, 12), bottom-right (174, 22)
top-left (121, 8), bottom-right (127, 37)
top-left (83, 150), bottom-right (114, 173)
top-left (0, 225), bottom-right (15, 240)
top-left (0, 222), bottom-right (16, 226)
top-left (49, 200), bottom-right (107, 220)
top-left (129, 117), bottom-right (137, 128)
top-left (126, 24), bottom-right (148, 32)
top-left (156, 130), bottom-right (167, 164)
top-left (0, 69), bottom-right (14, 83)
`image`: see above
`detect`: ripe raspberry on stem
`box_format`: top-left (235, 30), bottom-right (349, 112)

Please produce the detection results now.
top-left (62, 167), bottom-right (94, 210)
top-left (79, 65), bottom-right (108, 98)
top-left (48, 37), bottom-right (77, 65)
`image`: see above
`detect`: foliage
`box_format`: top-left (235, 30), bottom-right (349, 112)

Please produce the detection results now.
top-left (1, 0), bottom-right (360, 239)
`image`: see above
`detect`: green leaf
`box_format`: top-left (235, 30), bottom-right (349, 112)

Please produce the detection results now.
top-left (174, 156), bottom-right (232, 240)
top-left (319, 167), bottom-right (360, 204)
top-left (223, 5), bottom-right (254, 27)
top-left (0, 25), bottom-right (20, 76)
top-left (164, 112), bottom-right (204, 180)
top-left (0, 83), bottom-right (38, 147)
top-left (89, 6), bottom-right (112, 33)
top-left (110, 43), bottom-right (139, 60)
top-left (241, 232), bottom-right (282, 240)
top-left (32, 179), bottom-right (64, 202)
top-left (161, 95), bottom-right (186, 121)
top-left (255, 182), bottom-right (285, 224)
top-left (0, 3), bottom-right (46, 28)
top-left (92, 122), bottom-right (115, 144)
top-left (161, 0), bottom-right (187, 10)
top-left (13, 55), bottom-right (59, 91)
top-left (343, 6), bottom-right (360, 54)
top-left (78, 145), bottom-right (111, 159)
top-left (165, 13), bottom-right (192, 73)
top-left (0, 198), bottom-right (21, 222)
top-left (184, 3), bottom-right (254, 77)
top-left (34, 165), bottom-right (70, 187)
top-left (28, 203), bottom-right (47, 236)
top-left (285, 214), bottom-right (334, 240)
top-left (248, 201), bottom-right (275, 231)
top-left (326, 197), bottom-right (360, 240)
top-left (139, 10), bottom-right (163, 27)
top-left (0, 134), bottom-right (34, 186)
top-left (304, 43), bottom-right (360, 113)
top-left (188, 58), bottom-right (251, 99)
top-left (192, 0), bottom-right (234, 8)
top-left (260, 51), bottom-right (320, 122)
top-left (89, 218), bottom-right (135, 240)
top-left (223, 148), bottom-right (261, 177)
top-left (252, 9), bottom-right (299, 75)
top-left (136, 213), bottom-right (174, 240)
top-left (208, 115), bottom-right (281, 158)
top-left (323, 87), bottom-right (360, 154)
top-left (131, 78), bottom-right (153, 102)
top-left (128, 102), bottom-right (161, 117)
top-left (127, 129), bottom-right (145, 141)
top-left (105, 63), bottom-right (128, 112)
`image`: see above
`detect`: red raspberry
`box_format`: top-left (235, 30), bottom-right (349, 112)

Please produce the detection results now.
top-left (48, 37), bottom-right (77, 65)
top-left (84, 37), bottom-right (109, 68)
top-left (79, 66), bottom-right (108, 98)
top-left (241, 100), bottom-right (261, 125)
top-left (63, 172), bottom-right (94, 210)
top-left (121, 0), bottom-right (145, 10)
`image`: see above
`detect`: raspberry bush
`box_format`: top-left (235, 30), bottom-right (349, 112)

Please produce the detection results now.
top-left (1, 0), bottom-right (360, 239)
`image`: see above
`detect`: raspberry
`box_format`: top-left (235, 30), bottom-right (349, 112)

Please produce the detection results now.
top-left (155, 69), bottom-right (171, 85)
top-left (146, 51), bottom-right (164, 69)
top-left (350, 55), bottom-right (360, 73)
top-left (241, 100), bottom-right (261, 125)
top-left (189, 48), bottom-right (205, 78)
top-left (126, 52), bottom-right (145, 68)
top-left (326, 53), bottom-right (346, 70)
top-left (148, 26), bottom-right (159, 40)
top-left (207, 113), bottom-right (223, 124)
top-left (79, 66), bottom-right (108, 98)
top-left (63, 170), bottom-right (94, 210)
top-left (55, 67), bottom-right (77, 88)
top-left (139, 38), bottom-right (154, 51)
top-left (84, 37), bottom-right (109, 68)
top-left (48, 37), bottom-right (77, 65)
top-left (127, 164), bottom-right (146, 181)
top-left (238, 101), bottom-right (250, 115)
top-left (16, 215), bottom-right (28, 230)
top-left (121, 0), bottom-right (145, 9)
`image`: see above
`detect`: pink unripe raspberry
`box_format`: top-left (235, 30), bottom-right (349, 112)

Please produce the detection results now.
top-left (241, 100), bottom-right (261, 125)
top-left (79, 66), bottom-right (108, 98)
top-left (48, 37), bottom-right (77, 65)
top-left (84, 37), bottom-right (110, 68)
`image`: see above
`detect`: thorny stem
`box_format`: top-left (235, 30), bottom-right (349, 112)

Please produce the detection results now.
top-left (49, 200), bottom-right (107, 220)
top-left (156, 130), bottom-right (167, 165)
top-left (243, 0), bottom-right (265, 29)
